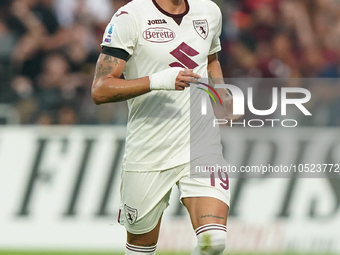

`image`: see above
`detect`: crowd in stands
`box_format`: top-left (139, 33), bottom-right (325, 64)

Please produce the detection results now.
top-left (1, 0), bottom-right (340, 125)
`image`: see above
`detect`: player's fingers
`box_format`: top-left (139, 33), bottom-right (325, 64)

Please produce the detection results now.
top-left (181, 69), bottom-right (193, 75)
top-left (180, 69), bottom-right (201, 79)
top-left (224, 115), bottom-right (243, 121)
top-left (175, 85), bottom-right (186, 90)
top-left (233, 115), bottom-right (244, 121)
top-left (188, 72), bottom-right (201, 79)
top-left (178, 76), bottom-right (193, 84)
top-left (176, 81), bottom-right (190, 88)
top-left (223, 116), bottom-right (233, 121)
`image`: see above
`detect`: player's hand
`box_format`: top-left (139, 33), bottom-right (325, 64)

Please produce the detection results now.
top-left (222, 95), bottom-right (244, 121)
top-left (149, 68), bottom-right (200, 91)
top-left (175, 69), bottom-right (201, 91)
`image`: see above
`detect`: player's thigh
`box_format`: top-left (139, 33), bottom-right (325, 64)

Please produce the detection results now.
top-left (179, 155), bottom-right (230, 229)
top-left (182, 197), bottom-right (228, 230)
top-left (127, 215), bottom-right (162, 246)
top-left (120, 169), bottom-right (177, 236)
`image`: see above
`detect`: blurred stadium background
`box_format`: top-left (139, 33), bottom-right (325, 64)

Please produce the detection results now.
top-left (0, 0), bottom-right (340, 254)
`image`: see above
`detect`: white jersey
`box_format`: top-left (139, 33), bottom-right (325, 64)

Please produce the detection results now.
top-left (101, 0), bottom-right (223, 171)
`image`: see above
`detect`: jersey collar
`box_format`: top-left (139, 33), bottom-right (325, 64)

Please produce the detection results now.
top-left (152, 0), bottom-right (190, 25)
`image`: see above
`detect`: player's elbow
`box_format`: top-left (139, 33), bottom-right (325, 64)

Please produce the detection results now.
top-left (91, 84), bottom-right (105, 105)
top-left (92, 95), bottom-right (102, 105)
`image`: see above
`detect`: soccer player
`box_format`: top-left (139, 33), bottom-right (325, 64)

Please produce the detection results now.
top-left (91, 0), bottom-right (233, 254)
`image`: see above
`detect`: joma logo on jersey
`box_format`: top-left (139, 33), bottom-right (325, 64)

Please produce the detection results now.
top-left (143, 28), bottom-right (175, 43)
top-left (148, 19), bottom-right (167, 25)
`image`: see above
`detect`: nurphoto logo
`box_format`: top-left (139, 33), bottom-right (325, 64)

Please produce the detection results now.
top-left (200, 84), bottom-right (312, 128)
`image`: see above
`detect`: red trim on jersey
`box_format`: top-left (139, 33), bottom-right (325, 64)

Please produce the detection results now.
top-left (152, 0), bottom-right (189, 25)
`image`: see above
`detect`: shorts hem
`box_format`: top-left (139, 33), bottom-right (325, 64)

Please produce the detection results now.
top-left (123, 212), bottom-right (163, 235)
top-left (180, 194), bottom-right (230, 208)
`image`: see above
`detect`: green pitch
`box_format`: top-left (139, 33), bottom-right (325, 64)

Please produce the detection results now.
top-left (0, 252), bottom-right (336, 255)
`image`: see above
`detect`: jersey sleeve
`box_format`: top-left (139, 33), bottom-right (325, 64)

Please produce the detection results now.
top-left (209, 10), bottom-right (222, 55)
top-left (101, 9), bottom-right (138, 57)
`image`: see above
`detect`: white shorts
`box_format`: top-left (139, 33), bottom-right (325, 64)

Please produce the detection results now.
top-left (118, 155), bottom-right (231, 235)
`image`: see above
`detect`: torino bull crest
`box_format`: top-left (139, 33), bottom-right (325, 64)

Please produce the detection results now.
top-left (193, 20), bottom-right (209, 40)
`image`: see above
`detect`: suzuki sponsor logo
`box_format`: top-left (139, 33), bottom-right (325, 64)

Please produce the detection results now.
top-left (169, 42), bottom-right (199, 69)
top-left (143, 27), bottom-right (175, 43)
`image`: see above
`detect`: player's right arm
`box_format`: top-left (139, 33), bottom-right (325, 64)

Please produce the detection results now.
top-left (91, 8), bottom-right (199, 105)
top-left (91, 54), bottom-right (199, 105)
top-left (91, 53), bottom-right (151, 104)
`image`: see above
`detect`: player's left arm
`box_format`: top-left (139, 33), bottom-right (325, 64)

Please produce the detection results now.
top-left (207, 53), bottom-right (242, 121)
top-left (207, 53), bottom-right (228, 93)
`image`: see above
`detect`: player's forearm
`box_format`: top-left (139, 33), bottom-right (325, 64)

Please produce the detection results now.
top-left (207, 57), bottom-right (223, 84)
top-left (91, 53), bottom-right (151, 104)
top-left (207, 56), bottom-right (231, 97)
top-left (91, 76), bottom-right (151, 105)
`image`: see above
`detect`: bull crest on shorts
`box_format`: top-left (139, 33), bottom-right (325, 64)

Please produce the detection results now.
top-left (193, 20), bottom-right (209, 40)
top-left (124, 204), bottom-right (138, 225)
